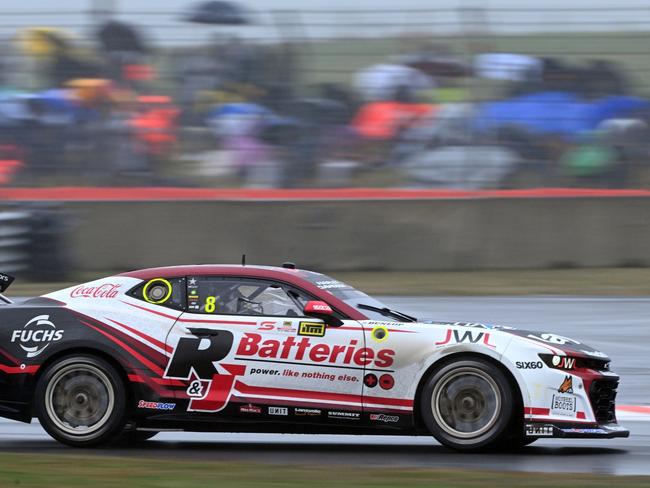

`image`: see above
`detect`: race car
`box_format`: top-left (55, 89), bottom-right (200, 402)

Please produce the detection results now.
top-left (0, 264), bottom-right (629, 450)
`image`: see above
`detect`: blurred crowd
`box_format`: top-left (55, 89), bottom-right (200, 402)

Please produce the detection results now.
top-left (1, 1), bottom-right (650, 189)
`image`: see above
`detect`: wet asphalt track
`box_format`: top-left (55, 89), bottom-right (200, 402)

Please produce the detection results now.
top-left (1, 296), bottom-right (649, 476)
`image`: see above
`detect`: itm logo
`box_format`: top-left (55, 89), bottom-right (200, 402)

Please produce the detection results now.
top-left (11, 315), bottom-right (63, 358)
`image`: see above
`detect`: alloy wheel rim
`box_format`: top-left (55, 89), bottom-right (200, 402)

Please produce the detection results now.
top-left (45, 363), bottom-right (115, 437)
top-left (431, 367), bottom-right (501, 439)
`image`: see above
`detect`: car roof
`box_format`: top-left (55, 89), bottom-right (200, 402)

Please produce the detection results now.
top-left (118, 265), bottom-right (367, 320)
top-left (120, 264), bottom-right (301, 281)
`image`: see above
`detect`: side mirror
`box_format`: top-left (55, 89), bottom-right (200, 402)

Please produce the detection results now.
top-left (303, 301), bottom-right (343, 327)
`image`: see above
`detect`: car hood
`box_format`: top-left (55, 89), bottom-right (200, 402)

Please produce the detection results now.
top-left (420, 320), bottom-right (609, 360)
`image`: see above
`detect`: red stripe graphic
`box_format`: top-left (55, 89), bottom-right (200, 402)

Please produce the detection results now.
top-left (81, 321), bottom-right (165, 376)
top-left (105, 317), bottom-right (173, 353)
top-left (120, 300), bottom-right (180, 321)
top-left (178, 317), bottom-right (257, 326)
top-left (121, 300), bottom-right (256, 327)
top-left (525, 407), bottom-right (551, 415)
top-left (234, 381), bottom-right (413, 407)
top-left (0, 364), bottom-right (39, 374)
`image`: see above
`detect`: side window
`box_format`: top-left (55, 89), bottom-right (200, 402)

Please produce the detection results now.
top-left (187, 276), bottom-right (302, 317)
top-left (128, 277), bottom-right (186, 311)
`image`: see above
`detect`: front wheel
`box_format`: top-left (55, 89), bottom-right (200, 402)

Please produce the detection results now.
top-left (420, 357), bottom-right (516, 451)
top-left (35, 355), bottom-right (128, 447)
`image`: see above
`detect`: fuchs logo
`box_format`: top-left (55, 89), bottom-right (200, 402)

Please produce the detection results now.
top-left (11, 315), bottom-right (63, 358)
top-left (70, 283), bottom-right (121, 299)
top-left (369, 414), bottom-right (399, 423)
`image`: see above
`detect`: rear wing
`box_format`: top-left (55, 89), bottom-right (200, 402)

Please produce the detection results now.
top-left (0, 273), bottom-right (14, 304)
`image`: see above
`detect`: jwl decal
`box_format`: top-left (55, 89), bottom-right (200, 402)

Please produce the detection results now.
top-left (551, 356), bottom-right (576, 370)
top-left (164, 331), bottom-right (245, 413)
top-left (11, 315), bottom-right (63, 358)
top-left (298, 321), bottom-right (326, 337)
top-left (435, 329), bottom-right (496, 348)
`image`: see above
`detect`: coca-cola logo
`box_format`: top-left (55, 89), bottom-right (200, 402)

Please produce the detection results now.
top-left (70, 283), bottom-right (121, 299)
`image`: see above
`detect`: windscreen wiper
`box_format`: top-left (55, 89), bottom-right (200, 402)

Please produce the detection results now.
top-left (357, 304), bottom-right (417, 322)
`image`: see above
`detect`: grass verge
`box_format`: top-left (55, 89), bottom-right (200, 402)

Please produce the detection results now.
top-left (0, 454), bottom-right (647, 488)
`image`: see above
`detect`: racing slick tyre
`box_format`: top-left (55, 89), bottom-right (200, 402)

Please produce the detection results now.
top-left (420, 357), bottom-right (515, 452)
top-left (35, 355), bottom-right (127, 447)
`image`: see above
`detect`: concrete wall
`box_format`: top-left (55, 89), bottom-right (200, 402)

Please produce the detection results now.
top-left (64, 197), bottom-right (650, 272)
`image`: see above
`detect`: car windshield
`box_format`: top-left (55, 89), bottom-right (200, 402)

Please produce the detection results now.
top-left (299, 271), bottom-right (415, 322)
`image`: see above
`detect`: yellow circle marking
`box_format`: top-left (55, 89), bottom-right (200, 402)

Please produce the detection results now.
top-left (143, 278), bottom-right (172, 304)
top-left (372, 325), bottom-right (389, 342)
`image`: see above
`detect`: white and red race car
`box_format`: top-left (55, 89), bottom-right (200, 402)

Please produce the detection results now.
top-left (0, 264), bottom-right (629, 450)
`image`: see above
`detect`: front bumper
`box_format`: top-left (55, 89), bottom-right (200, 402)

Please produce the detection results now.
top-left (525, 422), bottom-right (630, 439)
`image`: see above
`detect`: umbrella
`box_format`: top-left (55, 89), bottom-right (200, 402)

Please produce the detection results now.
top-left (206, 102), bottom-right (271, 138)
top-left (97, 21), bottom-right (147, 53)
top-left (16, 27), bottom-right (73, 57)
top-left (184, 1), bottom-right (251, 25)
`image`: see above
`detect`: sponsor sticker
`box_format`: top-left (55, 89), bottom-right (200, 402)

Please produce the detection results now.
top-left (551, 394), bottom-right (577, 416)
top-left (277, 321), bottom-right (297, 334)
top-left (11, 315), bottom-right (63, 358)
top-left (268, 407), bottom-right (288, 416)
top-left (239, 404), bottom-right (262, 414)
top-left (137, 400), bottom-right (175, 410)
top-left (298, 322), bottom-right (326, 337)
top-left (328, 411), bottom-right (360, 420)
top-left (525, 424), bottom-right (554, 437)
top-left (369, 414), bottom-right (399, 423)
top-left (562, 428), bottom-right (606, 434)
top-left (516, 361), bottom-right (544, 369)
top-left (70, 283), bottom-right (121, 299)
top-left (294, 407), bottom-right (321, 416)
top-left (558, 375), bottom-right (574, 394)
top-left (551, 356), bottom-right (576, 370)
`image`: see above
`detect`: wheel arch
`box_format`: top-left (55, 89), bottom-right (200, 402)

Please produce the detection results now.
top-left (412, 351), bottom-right (525, 433)
top-left (31, 346), bottom-right (135, 417)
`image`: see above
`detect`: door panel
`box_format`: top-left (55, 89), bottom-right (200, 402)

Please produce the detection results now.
top-left (164, 313), bottom-right (367, 421)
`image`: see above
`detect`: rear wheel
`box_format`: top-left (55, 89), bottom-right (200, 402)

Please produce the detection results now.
top-left (420, 357), bottom-right (515, 451)
top-left (35, 355), bottom-right (127, 447)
